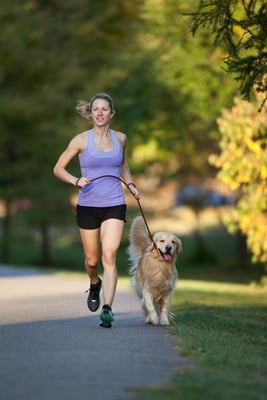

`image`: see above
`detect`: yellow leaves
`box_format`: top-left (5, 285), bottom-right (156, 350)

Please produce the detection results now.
top-left (260, 165), bottom-right (267, 180)
top-left (246, 138), bottom-right (262, 155)
top-left (240, 212), bottom-right (267, 263)
top-left (210, 94), bottom-right (267, 264)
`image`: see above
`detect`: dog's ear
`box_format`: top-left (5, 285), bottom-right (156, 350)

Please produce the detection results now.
top-left (176, 237), bottom-right (182, 254)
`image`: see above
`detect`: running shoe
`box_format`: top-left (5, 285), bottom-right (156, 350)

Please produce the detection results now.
top-left (86, 278), bottom-right (102, 312)
top-left (100, 304), bottom-right (114, 328)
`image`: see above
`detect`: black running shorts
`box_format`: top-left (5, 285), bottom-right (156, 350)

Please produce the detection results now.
top-left (76, 204), bottom-right (127, 229)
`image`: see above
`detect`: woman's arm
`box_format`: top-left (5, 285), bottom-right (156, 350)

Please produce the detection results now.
top-left (53, 133), bottom-right (89, 187)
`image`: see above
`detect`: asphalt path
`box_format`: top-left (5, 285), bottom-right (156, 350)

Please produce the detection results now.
top-left (0, 264), bottom-right (189, 400)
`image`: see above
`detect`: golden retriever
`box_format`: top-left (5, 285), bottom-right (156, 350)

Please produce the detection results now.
top-left (128, 216), bottom-right (182, 326)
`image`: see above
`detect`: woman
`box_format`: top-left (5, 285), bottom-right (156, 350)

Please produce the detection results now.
top-left (53, 93), bottom-right (139, 328)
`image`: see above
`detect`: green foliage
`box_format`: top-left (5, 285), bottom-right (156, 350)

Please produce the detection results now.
top-left (188, 0), bottom-right (267, 108)
top-left (0, 0), bottom-right (237, 262)
top-left (210, 94), bottom-right (267, 264)
top-left (109, 0), bottom-right (236, 173)
top-left (129, 281), bottom-right (267, 400)
top-left (0, 0), bottom-right (143, 262)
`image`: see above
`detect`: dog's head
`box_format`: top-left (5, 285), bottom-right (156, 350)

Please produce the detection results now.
top-left (151, 232), bottom-right (182, 262)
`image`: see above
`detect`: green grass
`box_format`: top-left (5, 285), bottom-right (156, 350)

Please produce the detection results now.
top-left (129, 280), bottom-right (267, 400)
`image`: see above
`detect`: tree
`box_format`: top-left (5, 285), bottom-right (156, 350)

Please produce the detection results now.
top-left (188, 0), bottom-right (267, 110)
top-left (209, 93), bottom-right (267, 264)
top-left (0, 0), bottom-right (143, 264)
top-left (108, 0), bottom-right (236, 175)
top-left (0, 0), bottom-right (238, 266)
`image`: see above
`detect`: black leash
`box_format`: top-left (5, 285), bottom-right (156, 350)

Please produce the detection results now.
top-left (88, 174), bottom-right (158, 251)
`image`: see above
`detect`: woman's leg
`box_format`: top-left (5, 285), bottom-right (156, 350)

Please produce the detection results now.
top-left (79, 227), bottom-right (100, 284)
top-left (100, 218), bottom-right (124, 307)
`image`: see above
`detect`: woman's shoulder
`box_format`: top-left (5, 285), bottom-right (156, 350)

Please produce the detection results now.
top-left (113, 130), bottom-right (127, 147)
top-left (69, 130), bottom-right (88, 151)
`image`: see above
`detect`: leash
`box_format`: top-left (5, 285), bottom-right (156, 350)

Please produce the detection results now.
top-left (87, 174), bottom-right (158, 251)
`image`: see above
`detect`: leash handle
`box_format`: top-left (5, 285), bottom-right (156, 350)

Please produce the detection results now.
top-left (85, 174), bottom-right (157, 249)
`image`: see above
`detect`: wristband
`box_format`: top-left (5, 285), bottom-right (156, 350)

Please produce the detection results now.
top-left (75, 177), bottom-right (81, 187)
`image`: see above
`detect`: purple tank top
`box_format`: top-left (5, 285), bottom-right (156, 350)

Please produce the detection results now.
top-left (77, 129), bottom-right (125, 207)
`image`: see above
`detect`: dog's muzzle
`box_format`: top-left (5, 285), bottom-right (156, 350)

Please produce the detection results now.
top-left (157, 248), bottom-right (173, 261)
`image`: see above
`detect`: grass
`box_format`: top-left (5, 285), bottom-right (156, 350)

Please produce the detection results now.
top-left (129, 280), bottom-right (267, 400)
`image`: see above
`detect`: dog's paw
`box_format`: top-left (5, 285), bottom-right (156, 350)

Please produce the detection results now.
top-left (145, 314), bottom-right (159, 325)
top-left (160, 314), bottom-right (170, 326)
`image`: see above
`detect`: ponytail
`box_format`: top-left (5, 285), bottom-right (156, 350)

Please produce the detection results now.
top-left (76, 92), bottom-right (115, 120)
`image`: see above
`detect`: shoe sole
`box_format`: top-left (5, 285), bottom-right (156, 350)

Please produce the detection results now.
top-left (88, 301), bottom-right (100, 312)
top-left (100, 322), bottom-right (112, 328)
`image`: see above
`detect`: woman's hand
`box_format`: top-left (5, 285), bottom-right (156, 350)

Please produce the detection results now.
top-left (76, 177), bottom-right (91, 188)
top-left (127, 182), bottom-right (140, 199)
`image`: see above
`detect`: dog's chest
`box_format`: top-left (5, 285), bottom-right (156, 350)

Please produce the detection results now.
top-left (140, 264), bottom-right (175, 289)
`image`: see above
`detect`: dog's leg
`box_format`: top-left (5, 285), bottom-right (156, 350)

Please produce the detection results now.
top-left (159, 294), bottom-right (171, 326)
top-left (143, 291), bottom-right (159, 325)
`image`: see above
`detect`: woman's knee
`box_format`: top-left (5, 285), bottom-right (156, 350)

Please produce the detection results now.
top-left (102, 249), bottom-right (116, 267)
top-left (85, 256), bottom-right (98, 269)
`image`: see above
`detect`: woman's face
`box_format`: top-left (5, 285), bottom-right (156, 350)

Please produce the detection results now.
top-left (90, 98), bottom-right (114, 127)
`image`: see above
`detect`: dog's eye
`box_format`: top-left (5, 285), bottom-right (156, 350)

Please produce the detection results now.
top-left (159, 240), bottom-right (165, 243)
top-left (172, 240), bottom-right (176, 244)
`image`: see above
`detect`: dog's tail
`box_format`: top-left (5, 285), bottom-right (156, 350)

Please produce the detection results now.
top-left (128, 216), bottom-right (151, 275)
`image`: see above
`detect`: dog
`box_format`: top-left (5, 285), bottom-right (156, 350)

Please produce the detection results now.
top-left (128, 216), bottom-right (182, 326)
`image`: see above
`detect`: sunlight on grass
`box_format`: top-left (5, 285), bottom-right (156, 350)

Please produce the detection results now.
top-left (173, 279), bottom-right (267, 309)
top-left (177, 279), bottom-right (267, 294)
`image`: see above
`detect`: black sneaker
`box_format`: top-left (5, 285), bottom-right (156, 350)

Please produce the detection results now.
top-left (100, 304), bottom-right (114, 328)
top-left (86, 278), bottom-right (102, 312)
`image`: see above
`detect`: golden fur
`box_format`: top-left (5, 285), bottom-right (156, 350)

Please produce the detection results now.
top-left (128, 216), bottom-right (182, 326)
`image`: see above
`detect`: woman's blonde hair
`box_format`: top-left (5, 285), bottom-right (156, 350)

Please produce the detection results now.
top-left (76, 93), bottom-right (115, 120)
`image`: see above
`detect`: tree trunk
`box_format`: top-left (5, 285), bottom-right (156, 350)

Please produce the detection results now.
top-left (193, 209), bottom-right (207, 262)
top-left (1, 200), bottom-right (11, 263)
top-left (39, 222), bottom-right (51, 266)
top-left (237, 230), bottom-right (249, 270)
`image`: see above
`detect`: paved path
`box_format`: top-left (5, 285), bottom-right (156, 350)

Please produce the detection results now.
top-left (0, 265), bottom-right (188, 400)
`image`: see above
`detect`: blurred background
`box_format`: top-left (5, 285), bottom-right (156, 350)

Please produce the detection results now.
top-left (0, 0), bottom-right (266, 283)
